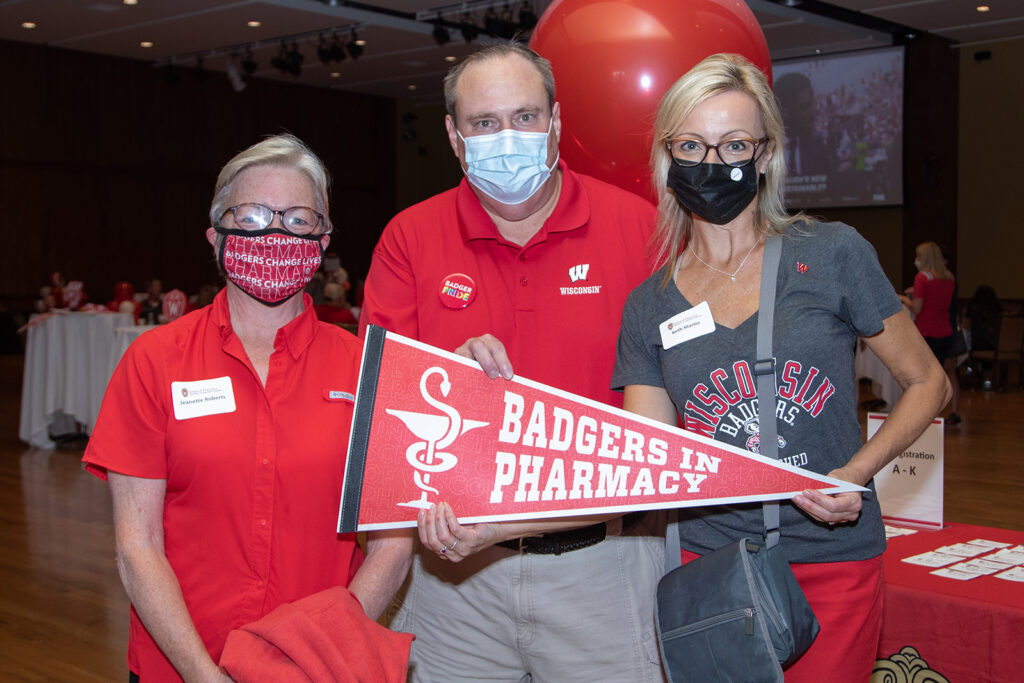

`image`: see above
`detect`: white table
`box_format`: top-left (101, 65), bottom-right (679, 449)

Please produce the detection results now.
top-left (111, 324), bottom-right (157, 372)
top-left (19, 311), bottom-right (134, 448)
top-left (855, 342), bottom-right (904, 410)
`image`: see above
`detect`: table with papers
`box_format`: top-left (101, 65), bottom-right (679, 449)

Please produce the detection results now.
top-left (875, 522), bottom-right (1024, 683)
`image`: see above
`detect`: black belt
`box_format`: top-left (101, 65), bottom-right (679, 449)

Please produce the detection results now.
top-left (496, 522), bottom-right (607, 555)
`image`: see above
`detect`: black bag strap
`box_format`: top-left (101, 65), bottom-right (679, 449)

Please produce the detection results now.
top-left (756, 235), bottom-right (783, 549)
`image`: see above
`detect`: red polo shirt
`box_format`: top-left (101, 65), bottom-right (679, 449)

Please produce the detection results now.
top-left (360, 161), bottom-right (656, 407)
top-left (84, 290), bottom-right (364, 680)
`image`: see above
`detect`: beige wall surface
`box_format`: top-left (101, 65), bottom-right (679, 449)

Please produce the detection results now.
top-left (958, 38), bottom-right (1024, 299)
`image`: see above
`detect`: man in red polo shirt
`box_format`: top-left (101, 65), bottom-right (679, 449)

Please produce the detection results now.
top-left (360, 42), bottom-right (663, 681)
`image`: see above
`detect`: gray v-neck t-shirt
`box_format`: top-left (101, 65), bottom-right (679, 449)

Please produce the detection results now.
top-left (612, 221), bottom-right (902, 563)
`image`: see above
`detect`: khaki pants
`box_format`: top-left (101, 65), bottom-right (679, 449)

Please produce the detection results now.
top-left (389, 513), bottom-right (666, 683)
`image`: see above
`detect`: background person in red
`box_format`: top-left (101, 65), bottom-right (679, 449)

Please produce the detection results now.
top-left (900, 241), bottom-right (961, 424)
top-left (614, 54), bottom-right (949, 682)
top-left (360, 42), bottom-right (663, 683)
top-left (83, 134), bottom-right (411, 682)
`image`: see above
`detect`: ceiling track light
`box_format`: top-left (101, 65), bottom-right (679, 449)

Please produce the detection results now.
top-left (432, 13), bottom-right (452, 46)
top-left (154, 22), bottom-right (363, 84)
top-left (226, 59), bottom-right (247, 93)
top-left (346, 29), bottom-right (364, 60)
top-left (329, 31), bottom-right (347, 62)
top-left (517, 2), bottom-right (538, 31)
top-left (483, 7), bottom-right (516, 40)
top-left (317, 34), bottom-right (332, 64)
top-left (459, 14), bottom-right (479, 42)
top-left (270, 41), bottom-right (303, 77)
top-left (241, 48), bottom-right (258, 76)
top-left (422, 0), bottom-right (537, 43)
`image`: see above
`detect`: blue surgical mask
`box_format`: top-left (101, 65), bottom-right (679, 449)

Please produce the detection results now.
top-left (458, 119), bottom-right (558, 205)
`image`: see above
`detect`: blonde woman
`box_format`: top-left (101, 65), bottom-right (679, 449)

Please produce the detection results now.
top-left (899, 241), bottom-right (961, 423)
top-left (612, 54), bottom-right (949, 681)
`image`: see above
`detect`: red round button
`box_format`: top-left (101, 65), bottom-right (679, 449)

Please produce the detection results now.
top-left (438, 273), bottom-right (477, 309)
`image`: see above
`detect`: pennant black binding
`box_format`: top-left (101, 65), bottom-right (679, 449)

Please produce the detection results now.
top-left (337, 324), bottom-right (386, 533)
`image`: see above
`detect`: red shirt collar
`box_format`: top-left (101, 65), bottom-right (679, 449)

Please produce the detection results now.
top-left (456, 158), bottom-right (591, 245)
top-left (210, 288), bottom-right (318, 361)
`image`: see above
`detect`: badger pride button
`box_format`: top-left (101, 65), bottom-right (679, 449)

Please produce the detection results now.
top-left (438, 273), bottom-right (477, 309)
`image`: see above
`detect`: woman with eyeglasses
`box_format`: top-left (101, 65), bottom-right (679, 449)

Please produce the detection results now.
top-left (612, 54), bottom-right (949, 681)
top-left (83, 134), bottom-right (411, 682)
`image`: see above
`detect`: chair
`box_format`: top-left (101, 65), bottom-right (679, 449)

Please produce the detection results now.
top-left (971, 315), bottom-right (1024, 391)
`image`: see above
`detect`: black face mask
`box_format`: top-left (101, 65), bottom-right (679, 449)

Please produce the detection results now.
top-left (667, 161), bottom-right (759, 225)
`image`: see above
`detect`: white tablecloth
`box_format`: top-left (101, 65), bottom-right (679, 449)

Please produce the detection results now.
top-left (19, 311), bottom-right (134, 448)
top-left (855, 343), bottom-right (904, 410)
top-left (111, 324), bottom-right (157, 372)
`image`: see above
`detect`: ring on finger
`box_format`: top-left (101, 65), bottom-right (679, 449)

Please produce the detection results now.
top-left (449, 537), bottom-right (459, 551)
top-left (440, 545), bottom-right (448, 554)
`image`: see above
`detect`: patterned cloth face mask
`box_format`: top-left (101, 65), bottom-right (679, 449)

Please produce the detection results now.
top-left (458, 118), bottom-right (558, 205)
top-left (214, 226), bottom-right (323, 306)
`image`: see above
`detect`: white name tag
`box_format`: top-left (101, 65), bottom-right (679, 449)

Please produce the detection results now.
top-left (659, 301), bottom-right (716, 350)
top-left (171, 376), bottom-right (237, 420)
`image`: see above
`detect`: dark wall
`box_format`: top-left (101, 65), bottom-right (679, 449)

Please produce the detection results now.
top-left (0, 39), bottom-right (395, 309)
top-left (901, 33), bottom-right (958, 287)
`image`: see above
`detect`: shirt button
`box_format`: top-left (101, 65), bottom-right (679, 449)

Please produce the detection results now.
top-left (262, 458), bottom-right (269, 466)
top-left (520, 277), bottom-right (528, 286)
top-left (259, 519), bottom-right (268, 527)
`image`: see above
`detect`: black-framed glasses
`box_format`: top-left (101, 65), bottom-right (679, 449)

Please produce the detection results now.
top-left (221, 203), bottom-right (329, 236)
top-left (666, 136), bottom-right (770, 168)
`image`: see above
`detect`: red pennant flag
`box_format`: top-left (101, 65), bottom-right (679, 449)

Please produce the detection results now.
top-left (338, 326), bottom-right (864, 533)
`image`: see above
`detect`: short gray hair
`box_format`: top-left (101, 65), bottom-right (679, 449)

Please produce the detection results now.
top-left (443, 40), bottom-right (555, 119)
top-left (209, 133), bottom-right (331, 227)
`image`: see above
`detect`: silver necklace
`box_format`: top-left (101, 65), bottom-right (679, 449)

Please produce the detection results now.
top-left (689, 236), bottom-right (763, 282)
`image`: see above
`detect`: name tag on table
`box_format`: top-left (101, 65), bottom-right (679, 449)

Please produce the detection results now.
top-left (171, 376), bottom-right (236, 420)
top-left (660, 301), bottom-right (715, 350)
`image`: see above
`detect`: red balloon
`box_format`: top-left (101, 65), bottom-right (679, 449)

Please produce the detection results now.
top-left (531, 0), bottom-right (771, 201)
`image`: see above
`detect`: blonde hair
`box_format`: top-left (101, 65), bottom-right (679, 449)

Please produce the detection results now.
top-left (209, 133), bottom-right (331, 227)
top-left (916, 241), bottom-right (953, 279)
top-left (650, 53), bottom-right (804, 285)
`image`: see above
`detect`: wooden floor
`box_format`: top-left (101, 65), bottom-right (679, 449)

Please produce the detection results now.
top-left (0, 353), bottom-right (1021, 680)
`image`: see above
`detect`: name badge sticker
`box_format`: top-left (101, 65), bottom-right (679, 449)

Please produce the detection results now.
top-left (172, 376), bottom-right (237, 420)
top-left (659, 301), bottom-right (716, 350)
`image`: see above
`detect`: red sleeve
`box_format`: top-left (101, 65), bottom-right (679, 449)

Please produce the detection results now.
top-left (82, 333), bottom-right (170, 480)
top-left (358, 215), bottom-right (420, 339)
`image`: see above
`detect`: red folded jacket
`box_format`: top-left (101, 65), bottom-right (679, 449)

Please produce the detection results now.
top-left (219, 587), bottom-right (413, 682)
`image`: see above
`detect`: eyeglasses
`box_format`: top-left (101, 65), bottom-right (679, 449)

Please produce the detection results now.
top-left (666, 136), bottom-right (770, 168)
top-left (220, 203), bottom-right (329, 236)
